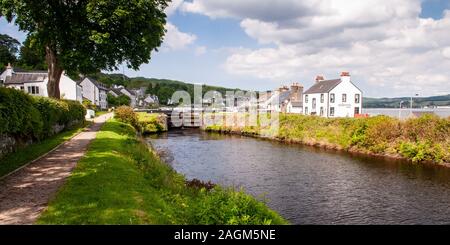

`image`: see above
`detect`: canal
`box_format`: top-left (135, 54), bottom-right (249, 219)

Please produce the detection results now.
top-left (147, 129), bottom-right (450, 225)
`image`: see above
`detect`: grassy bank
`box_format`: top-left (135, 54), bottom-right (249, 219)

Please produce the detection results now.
top-left (204, 114), bottom-right (450, 165)
top-left (37, 119), bottom-right (287, 224)
top-left (137, 112), bottom-right (167, 134)
top-left (0, 124), bottom-right (87, 178)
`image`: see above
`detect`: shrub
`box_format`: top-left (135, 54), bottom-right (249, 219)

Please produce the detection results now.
top-left (137, 112), bottom-right (167, 134)
top-left (0, 87), bottom-right (43, 138)
top-left (0, 87), bottom-right (85, 140)
top-left (115, 106), bottom-right (139, 130)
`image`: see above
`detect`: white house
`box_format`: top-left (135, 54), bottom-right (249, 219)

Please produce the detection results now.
top-left (303, 72), bottom-right (362, 118)
top-left (263, 83), bottom-right (303, 113)
top-left (79, 77), bottom-right (108, 110)
top-left (1, 64), bottom-right (82, 103)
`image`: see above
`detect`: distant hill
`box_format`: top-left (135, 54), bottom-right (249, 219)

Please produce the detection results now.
top-left (89, 73), bottom-right (244, 104)
top-left (363, 95), bottom-right (450, 108)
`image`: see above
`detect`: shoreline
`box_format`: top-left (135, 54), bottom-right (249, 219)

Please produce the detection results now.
top-left (203, 128), bottom-right (450, 169)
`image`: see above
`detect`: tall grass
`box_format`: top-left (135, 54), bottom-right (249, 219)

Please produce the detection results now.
top-left (205, 114), bottom-right (450, 164)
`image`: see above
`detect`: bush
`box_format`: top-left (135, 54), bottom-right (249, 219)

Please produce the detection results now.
top-left (0, 87), bottom-right (85, 140)
top-left (137, 112), bottom-right (167, 134)
top-left (115, 106), bottom-right (139, 130)
top-left (0, 87), bottom-right (43, 138)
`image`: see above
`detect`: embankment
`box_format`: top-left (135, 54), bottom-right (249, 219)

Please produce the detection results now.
top-left (38, 117), bottom-right (287, 224)
top-left (204, 113), bottom-right (450, 166)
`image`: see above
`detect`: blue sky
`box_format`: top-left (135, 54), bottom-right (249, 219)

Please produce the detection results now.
top-left (1, 0), bottom-right (450, 97)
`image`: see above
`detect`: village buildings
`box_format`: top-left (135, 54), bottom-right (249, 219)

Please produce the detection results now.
top-left (259, 72), bottom-right (363, 118)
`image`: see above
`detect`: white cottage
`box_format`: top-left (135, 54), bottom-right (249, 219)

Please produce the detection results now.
top-left (303, 72), bottom-right (362, 118)
top-left (79, 77), bottom-right (109, 110)
top-left (0, 64), bottom-right (82, 103)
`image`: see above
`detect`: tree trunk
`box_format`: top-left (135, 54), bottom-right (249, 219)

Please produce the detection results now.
top-left (45, 46), bottom-right (63, 99)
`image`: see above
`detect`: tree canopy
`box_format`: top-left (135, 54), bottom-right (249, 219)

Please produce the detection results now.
top-left (107, 93), bottom-right (131, 107)
top-left (0, 0), bottom-right (169, 98)
top-left (17, 35), bottom-right (47, 70)
top-left (0, 33), bottom-right (20, 69)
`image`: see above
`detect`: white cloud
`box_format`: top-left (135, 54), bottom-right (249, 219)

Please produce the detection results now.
top-left (195, 46), bottom-right (207, 56)
top-left (165, 0), bottom-right (184, 16)
top-left (163, 23), bottom-right (197, 51)
top-left (184, 0), bottom-right (450, 96)
top-left (442, 47), bottom-right (450, 59)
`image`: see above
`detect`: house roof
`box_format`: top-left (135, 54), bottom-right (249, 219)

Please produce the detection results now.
top-left (304, 79), bottom-right (342, 94)
top-left (85, 77), bottom-right (109, 90)
top-left (109, 88), bottom-right (123, 96)
top-left (121, 88), bottom-right (136, 96)
top-left (4, 73), bottom-right (48, 84)
top-left (289, 101), bottom-right (303, 107)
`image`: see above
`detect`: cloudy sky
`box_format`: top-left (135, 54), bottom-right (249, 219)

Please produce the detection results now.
top-left (1, 0), bottom-right (450, 97)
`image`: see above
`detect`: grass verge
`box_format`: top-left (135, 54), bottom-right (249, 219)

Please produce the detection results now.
top-left (37, 119), bottom-right (287, 224)
top-left (204, 113), bottom-right (450, 165)
top-left (0, 124), bottom-right (87, 178)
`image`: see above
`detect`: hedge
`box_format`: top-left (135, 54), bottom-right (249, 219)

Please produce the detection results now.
top-left (0, 87), bottom-right (86, 140)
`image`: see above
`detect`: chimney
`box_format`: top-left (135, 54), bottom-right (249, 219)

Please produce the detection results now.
top-left (340, 71), bottom-right (350, 83)
top-left (278, 85), bottom-right (289, 92)
top-left (5, 63), bottom-right (13, 77)
top-left (290, 82), bottom-right (303, 102)
top-left (315, 75), bottom-right (324, 83)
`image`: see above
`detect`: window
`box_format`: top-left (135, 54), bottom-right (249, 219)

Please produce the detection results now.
top-left (355, 94), bottom-right (360, 103)
top-left (20, 86), bottom-right (24, 91)
top-left (354, 107), bottom-right (360, 115)
top-left (27, 86), bottom-right (40, 95)
top-left (320, 94), bottom-right (324, 103)
top-left (330, 107), bottom-right (335, 117)
top-left (312, 98), bottom-right (316, 109)
top-left (305, 95), bottom-right (308, 103)
top-left (305, 107), bottom-right (308, 115)
top-left (320, 107), bottom-right (324, 116)
top-left (342, 94), bottom-right (347, 103)
top-left (330, 93), bottom-right (335, 103)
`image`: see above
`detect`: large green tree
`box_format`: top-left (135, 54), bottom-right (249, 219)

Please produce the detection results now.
top-left (0, 0), bottom-right (169, 98)
top-left (0, 33), bottom-right (19, 69)
top-left (17, 35), bottom-right (47, 70)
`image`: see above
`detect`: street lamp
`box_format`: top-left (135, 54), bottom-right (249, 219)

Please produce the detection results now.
top-left (399, 100), bottom-right (404, 119)
top-left (410, 93), bottom-right (419, 114)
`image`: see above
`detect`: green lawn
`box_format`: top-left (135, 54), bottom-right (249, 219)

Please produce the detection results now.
top-left (0, 125), bottom-right (87, 178)
top-left (37, 119), bottom-right (287, 224)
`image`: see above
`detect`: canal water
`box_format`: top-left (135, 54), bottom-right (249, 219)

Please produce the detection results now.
top-left (147, 130), bottom-right (450, 225)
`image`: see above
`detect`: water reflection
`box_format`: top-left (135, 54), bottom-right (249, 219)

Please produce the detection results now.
top-left (148, 129), bottom-right (450, 224)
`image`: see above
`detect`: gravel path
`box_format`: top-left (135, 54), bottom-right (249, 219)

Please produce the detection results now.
top-left (0, 113), bottom-right (113, 225)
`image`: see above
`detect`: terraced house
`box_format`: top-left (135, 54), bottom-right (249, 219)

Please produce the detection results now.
top-left (303, 72), bottom-right (363, 118)
top-left (79, 77), bottom-right (109, 110)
